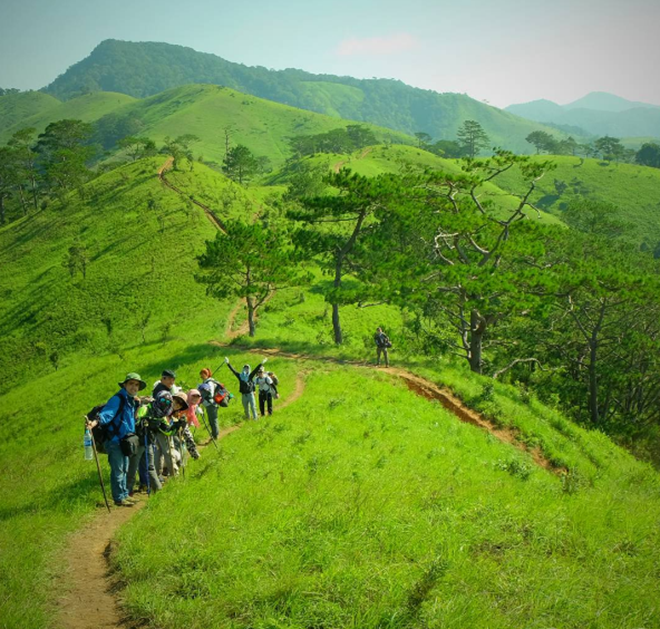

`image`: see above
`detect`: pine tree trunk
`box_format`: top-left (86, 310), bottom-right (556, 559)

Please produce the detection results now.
top-left (469, 309), bottom-right (485, 374)
top-left (332, 259), bottom-right (343, 345)
top-left (588, 339), bottom-right (599, 424)
top-left (30, 176), bottom-right (38, 211)
top-left (332, 303), bottom-right (342, 345)
top-left (247, 297), bottom-right (256, 337)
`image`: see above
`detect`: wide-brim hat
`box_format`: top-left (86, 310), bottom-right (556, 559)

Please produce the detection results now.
top-left (119, 372), bottom-right (147, 391)
top-left (171, 392), bottom-right (189, 411)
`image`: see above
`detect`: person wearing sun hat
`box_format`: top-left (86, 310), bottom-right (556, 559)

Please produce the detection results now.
top-left (170, 391), bottom-right (201, 462)
top-left (87, 372), bottom-right (145, 507)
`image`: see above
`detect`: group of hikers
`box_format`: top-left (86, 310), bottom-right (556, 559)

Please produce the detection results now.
top-left (85, 357), bottom-right (279, 507)
top-left (86, 328), bottom-right (391, 508)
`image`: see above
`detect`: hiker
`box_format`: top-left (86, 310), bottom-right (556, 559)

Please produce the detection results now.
top-left (151, 370), bottom-right (181, 476)
top-left (150, 391), bottom-right (178, 478)
top-left (374, 327), bottom-right (392, 367)
top-left (185, 389), bottom-right (204, 429)
top-left (87, 372), bottom-right (144, 507)
top-left (153, 369), bottom-right (177, 397)
top-left (225, 357), bottom-right (264, 420)
top-left (127, 393), bottom-right (172, 495)
top-left (255, 364), bottom-right (278, 417)
top-left (172, 391), bottom-right (200, 460)
top-left (198, 368), bottom-right (222, 439)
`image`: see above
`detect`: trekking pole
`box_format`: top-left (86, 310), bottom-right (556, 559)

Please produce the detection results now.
top-left (143, 428), bottom-right (151, 498)
top-left (176, 425), bottom-right (186, 479)
top-left (200, 412), bottom-right (221, 453)
top-left (85, 417), bottom-right (111, 513)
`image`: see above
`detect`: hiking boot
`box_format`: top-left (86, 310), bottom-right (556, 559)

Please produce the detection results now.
top-left (124, 496), bottom-right (140, 504)
top-left (114, 499), bottom-right (134, 507)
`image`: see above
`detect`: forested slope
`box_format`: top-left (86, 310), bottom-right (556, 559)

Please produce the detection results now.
top-left (42, 39), bottom-right (566, 153)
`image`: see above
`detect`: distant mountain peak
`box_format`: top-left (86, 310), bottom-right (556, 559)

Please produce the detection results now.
top-left (563, 92), bottom-right (659, 112)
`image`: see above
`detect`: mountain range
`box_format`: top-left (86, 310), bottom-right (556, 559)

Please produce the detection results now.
top-left (39, 39), bottom-right (566, 154)
top-left (506, 92), bottom-right (660, 139)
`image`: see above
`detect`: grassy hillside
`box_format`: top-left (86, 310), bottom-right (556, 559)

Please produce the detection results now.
top-left (96, 84), bottom-right (412, 169)
top-left (0, 156), bottom-right (260, 393)
top-left (42, 39), bottom-right (567, 154)
top-left (0, 90), bottom-right (61, 134)
top-left (494, 155), bottom-right (660, 244)
top-left (0, 91), bottom-right (135, 142)
top-left (1, 139), bottom-right (660, 629)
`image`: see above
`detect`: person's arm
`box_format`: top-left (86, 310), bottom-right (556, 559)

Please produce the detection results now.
top-left (98, 394), bottom-right (120, 426)
top-left (249, 358), bottom-right (267, 380)
top-left (226, 361), bottom-right (239, 378)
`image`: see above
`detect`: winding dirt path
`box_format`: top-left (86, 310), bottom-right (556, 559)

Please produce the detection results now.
top-left (210, 341), bottom-right (565, 475)
top-left (224, 302), bottom-right (248, 339)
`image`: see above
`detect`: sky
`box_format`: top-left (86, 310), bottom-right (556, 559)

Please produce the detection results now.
top-left (1, 0), bottom-right (659, 108)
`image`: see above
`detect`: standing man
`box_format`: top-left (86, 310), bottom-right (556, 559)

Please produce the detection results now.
top-left (198, 368), bottom-right (222, 439)
top-left (152, 369), bottom-right (178, 477)
top-left (88, 372), bottom-right (145, 507)
top-left (255, 364), bottom-right (278, 417)
top-left (374, 327), bottom-right (391, 367)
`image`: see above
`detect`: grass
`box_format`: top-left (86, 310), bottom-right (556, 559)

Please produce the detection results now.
top-left (112, 363), bottom-right (660, 629)
top-left (0, 338), bottom-right (251, 629)
top-left (97, 84), bottom-right (413, 170)
top-left (1, 123), bottom-right (659, 628)
top-left (494, 155), bottom-right (660, 244)
top-left (0, 157), bottom-right (240, 392)
top-left (0, 91), bottom-right (62, 137)
top-left (0, 91), bottom-right (135, 142)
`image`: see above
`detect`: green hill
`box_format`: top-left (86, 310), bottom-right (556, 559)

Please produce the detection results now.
top-left (493, 155), bottom-right (660, 244)
top-left (564, 91), bottom-right (660, 112)
top-left (0, 157), bottom-right (258, 391)
top-left (0, 90), bottom-right (61, 133)
top-left (2, 85), bottom-right (660, 629)
top-left (93, 84), bottom-right (412, 169)
top-left (42, 39), bottom-right (566, 154)
top-left (1, 137), bottom-right (660, 629)
top-left (0, 91), bottom-right (135, 142)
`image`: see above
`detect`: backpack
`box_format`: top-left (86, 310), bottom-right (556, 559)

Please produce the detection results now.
top-left (85, 396), bottom-right (126, 454)
top-left (267, 371), bottom-right (279, 387)
top-left (200, 379), bottom-right (233, 407)
top-left (213, 382), bottom-right (232, 407)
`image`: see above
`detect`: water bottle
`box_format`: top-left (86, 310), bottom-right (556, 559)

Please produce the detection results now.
top-left (84, 428), bottom-right (94, 460)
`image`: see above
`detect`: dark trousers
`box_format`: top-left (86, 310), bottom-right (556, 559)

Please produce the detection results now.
top-left (259, 392), bottom-right (273, 416)
top-left (377, 346), bottom-right (389, 366)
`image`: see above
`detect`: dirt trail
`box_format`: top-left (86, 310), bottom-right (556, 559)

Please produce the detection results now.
top-left (210, 341), bottom-right (564, 475)
top-left (333, 159), bottom-right (346, 174)
top-left (158, 157), bottom-right (226, 232)
top-left (332, 147), bottom-right (373, 174)
top-left (55, 502), bottom-right (145, 629)
top-left (224, 302), bottom-right (248, 339)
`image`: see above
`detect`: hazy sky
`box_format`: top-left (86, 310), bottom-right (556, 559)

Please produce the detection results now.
top-left (1, 0), bottom-right (659, 108)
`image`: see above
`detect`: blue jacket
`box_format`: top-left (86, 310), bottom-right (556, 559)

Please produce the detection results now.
top-left (99, 387), bottom-right (137, 443)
